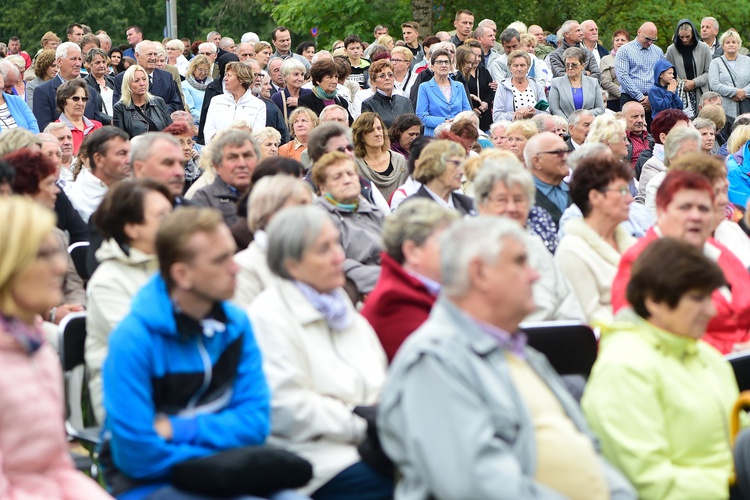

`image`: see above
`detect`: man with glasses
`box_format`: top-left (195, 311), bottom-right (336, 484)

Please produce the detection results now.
top-left (361, 60), bottom-right (414, 128)
top-left (615, 22), bottom-right (664, 114)
top-left (197, 41), bottom-right (219, 78)
top-left (548, 20), bottom-right (601, 81)
top-left (524, 131), bottom-right (572, 226)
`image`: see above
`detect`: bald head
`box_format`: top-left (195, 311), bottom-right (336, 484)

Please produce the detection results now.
top-left (637, 22), bottom-right (658, 48)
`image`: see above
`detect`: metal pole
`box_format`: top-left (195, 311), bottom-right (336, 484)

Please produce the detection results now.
top-left (165, 0), bottom-right (178, 39)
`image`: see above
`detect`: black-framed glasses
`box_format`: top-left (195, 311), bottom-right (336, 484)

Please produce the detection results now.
top-left (537, 149), bottom-right (568, 157)
top-left (601, 187), bottom-right (630, 197)
top-left (335, 144), bottom-right (355, 153)
top-left (69, 96), bottom-right (89, 102)
top-left (644, 36), bottom-right (658, 43)
top-left (434, 60), bottom-right (451, 65)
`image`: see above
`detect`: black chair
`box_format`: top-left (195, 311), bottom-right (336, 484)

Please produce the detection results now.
top-left (520, 321), bottom-right (598, 378)
top-left (58, 311), bottom-right (101, 476)
top-left (727, 350), bottom-right (750, 392)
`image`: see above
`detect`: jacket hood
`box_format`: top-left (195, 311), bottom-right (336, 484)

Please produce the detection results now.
top-left (599, 307), bottom-right (700, 358)
top-left (653, 59), bottom-right (675, 85)
top-left (672, 19), bottom-right (700, 48)
top-left (95, 237), bottom-right (157, 266)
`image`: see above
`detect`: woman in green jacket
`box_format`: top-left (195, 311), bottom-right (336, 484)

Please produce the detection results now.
top-left (582, 237), bottom-right (740, 500)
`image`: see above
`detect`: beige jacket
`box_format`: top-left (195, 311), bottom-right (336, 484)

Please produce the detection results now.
top-left (248, 279), bottom-right (387, 494)
top-left (232, 239), bottom-right (278, 309)
top-left (554, 219), bottom-right (636, 323)
top-left (85, 239), bottom-right (159, 424)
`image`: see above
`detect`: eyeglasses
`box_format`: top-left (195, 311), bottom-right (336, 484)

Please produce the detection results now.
top-left (69, 96), bottom-right (89, 102)
top-left (179, 139), bottom-right (195, 147)
top-left (565, 63), bottom-right (581, 69)
top-left (434, 60), bottom-right (451, 65)
top-left (537, 149), bottom-right (568, 157)
top-left (601, 187), bottom-right (631, 197)
top-left (335, 144), bottom-right (355, 153)
top-left (390, 58), bottom-right (407, 63)
top-left (376, 72), bottom-right (395, 80)
top-left (644, 36), bottom-right (658, 43)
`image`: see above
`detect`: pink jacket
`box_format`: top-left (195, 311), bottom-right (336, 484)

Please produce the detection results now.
top-left (0, 328), bottom-right (112, 499)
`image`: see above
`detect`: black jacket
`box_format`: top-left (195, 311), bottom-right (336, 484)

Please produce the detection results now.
top-left (298, 93), bottom-right (353, 125)
top-left (84, 73), bottom-right (115, 125)
top-left (408, 185), bottom-right (477, 217)
top-left (361, 91), bottom-right (414, 128)
top-left (113, 96), bottom-right (172, 138)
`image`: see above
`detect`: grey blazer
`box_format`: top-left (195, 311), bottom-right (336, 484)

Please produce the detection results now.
top-left (378, 297), bottom-right (637, 500)
top-left (548, 75), bottom-right (606, 119)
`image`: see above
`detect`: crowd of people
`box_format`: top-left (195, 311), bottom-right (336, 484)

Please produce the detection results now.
top-left (3, 11), bottom-right (750, 500)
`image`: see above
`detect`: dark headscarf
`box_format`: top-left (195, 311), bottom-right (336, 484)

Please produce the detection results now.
top-left (217, 53), bottom-right (240, 80)
top-left (673, 19), bottom-right (699, 80)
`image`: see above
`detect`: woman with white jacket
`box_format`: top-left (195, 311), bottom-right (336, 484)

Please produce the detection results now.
top-left (555, 156), bottom-right (636, 323)
top-left (84, 180), bottom-right (173, 424)
top-left (248, 205), bottom-right (392, 499)
top-left (203, 61), bottom-right (266, 144)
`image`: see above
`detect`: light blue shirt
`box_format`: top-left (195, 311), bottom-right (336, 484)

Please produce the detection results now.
top-left (534, 176), bottom-right (570, 215)
top-left (615, 40), bottom-right (664, 100)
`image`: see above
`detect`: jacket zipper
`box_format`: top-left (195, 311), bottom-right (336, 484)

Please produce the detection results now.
top-left (186, 335), bottom-right (212, 410)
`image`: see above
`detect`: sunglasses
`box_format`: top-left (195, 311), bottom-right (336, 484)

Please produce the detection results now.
top-left (335, 144), bottom-right (355, 153)
top-left (69, 96), bottom-right (89, 102)
top-left (644, 36), bottom-right (658, 43)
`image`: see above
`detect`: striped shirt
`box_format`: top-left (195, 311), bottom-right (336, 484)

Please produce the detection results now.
top-left (615, 39), bottom-right (664, 100)
top-left (0, 103), bottom-right (18, 130)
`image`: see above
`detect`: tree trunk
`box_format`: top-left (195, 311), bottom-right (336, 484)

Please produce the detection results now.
top-left (412, 0), bottom-right (433, 38)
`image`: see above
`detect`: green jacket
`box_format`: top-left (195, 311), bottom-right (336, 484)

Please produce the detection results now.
top-left (582, 308), bottom-right (739, 500)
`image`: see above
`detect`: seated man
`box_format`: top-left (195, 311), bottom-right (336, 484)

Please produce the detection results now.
top-left (192, 129), bottom-right (259, 226)
top-left (378, 216), bottom-right (636, 499)
top-left (101, 207), bottom-right (280, 500)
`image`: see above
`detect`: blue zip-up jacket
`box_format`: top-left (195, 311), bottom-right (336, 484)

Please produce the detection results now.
top-left (102, 274), bottom-right (270, 499)
top-left (727, 140), bottom-right (750, 208)
top-left (1, 92), bottom-right (39, 132)
top-left (648, 59), bottom-right (684, 119)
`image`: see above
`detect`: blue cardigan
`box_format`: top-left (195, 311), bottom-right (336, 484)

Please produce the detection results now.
top-left (1, 93), bottom-right (39, 133)
top-left (416, 78), bottom-right (471, 135)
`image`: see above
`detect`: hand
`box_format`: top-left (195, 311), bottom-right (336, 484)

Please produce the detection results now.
top-left (286, 96), bottom-right (298, 107)
top-left (489, 81), bottom-right (498, 91)
top-left (683, 79), bottom-right (695, 91)
top-left (513, 109), bottom-right (526, 120)
top-left (736, 89), bottom-right (747, 101)
top-left (523, 106), bottom-right (536, 118)
top-left (53, 303), bottom-right (84, 324)
top-left (667, 79), bottom-right (677, 92)
top-left (639, 97), bottom-right (651, 112)
top-left (154, 415), bottom-right (173, 440)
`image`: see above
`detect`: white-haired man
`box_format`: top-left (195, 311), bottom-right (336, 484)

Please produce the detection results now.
top-left (379, 216), bottom-right (636, 499)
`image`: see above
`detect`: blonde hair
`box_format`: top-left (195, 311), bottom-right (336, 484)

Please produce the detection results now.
top-left (413, 140), bottom-right (466, 184)
top-left (289, 107), bottom-right (319, 139)
top-left (120, 64), bottom-right (154, 106)
top-left (187, 54), bottom-right (211, 78)
top-left (248, 176), bottom-right (313, 232)
top-left (720, 29), bottom-right (742, 47)
top-left (505, 119), bottom-right (538, 139)
top-left (586, 114), bottom-right (626, 145)
top-left (728, 125), bottom-right (750, 155)
top-left (0, 196), bottom-right (56, 316)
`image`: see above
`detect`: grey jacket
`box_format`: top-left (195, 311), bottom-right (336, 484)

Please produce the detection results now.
top-left (361, 91), bottom-right (414, 129)
top-left (548, 75), bottom-right (606, 119)
top-left (709, 55), bottom-right (750, 119)
top-left (191, 176), bottom-right (241, 226)
top-left (547, 41), bottom-right (601, 82)
top-left (665, 41), bottom-right (712, 106)
top-left (378, 297), bottom-right (636, 500)
top-left (315, 195), bottom-right (384, 294)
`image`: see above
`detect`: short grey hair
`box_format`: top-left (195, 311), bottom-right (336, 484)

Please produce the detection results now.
top-left (219, 37), bottom-right (235, 50)
top-left (206, 30), bottom-right (221, 41)
top-left (702, 17), bottom-right (719, 31)
top-left (307, 121), bottom-right (352, 163)
top-left (166, 38), bottom-right (185, 53)
top-left (693, 117), bottom-right (716, 132)
top-left (474, 157), bottom-right (536, 208)
top-left (382, 198), bottom-right (458, 264)
top-left (531, 113), bottom-right (556, 133)
top-left (557, 20), bottom-right (578, 42)
top-left (252, 126), bottom-right (281, 144)
top-left (134, 40), bottom-right (155, 58)
top-left (664, 126), bottom-right (701, 165)
top-left (490, 120), bottom-right (511, 134)
top-left (440, 216), bottom-right (527, 298)
top-left (0, 59), bottom-right (19, 80)
top-left (56, 41), bottom-right (81, 59)
top-left (241, 32), bottom-right (260, 44)
top-left (320, 104), bottom-right (350, 123)
top-left (248, 176), bottom-right (313, 232)
top-left (266, 205), bottom-right (332, 279)
top-left (499, 28), bottom-right (520, 44)
top-left (130, 132), bottom-right (180, 164)
top-left (522, 131), bottom-right (552, 168)
top-left (586, 114), bottom-right (626, 145)
top-left (198, 42), bottom-right (217, 54)
top-left (43, 122), bottom-right (68, 134)
top-left (210, 129), bottom-right (260, 168)
top-left (568, 109), bottom-right (593, 128)
top-left (96, 33), bottom-right (111, 45)
top-left (280, 57), bottom-right (306, 77)
top-left (567, 143), bottom-right (611, 171)
top-left (312, 50), bottom-right (332, 63)
top-left (700, 91), bottom-right (721, 107)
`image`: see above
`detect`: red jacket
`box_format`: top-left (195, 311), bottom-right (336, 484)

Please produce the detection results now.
top-left (612, 227), bottom-right (750, 354)
top-left (361, 252), bottom-right (437, 361)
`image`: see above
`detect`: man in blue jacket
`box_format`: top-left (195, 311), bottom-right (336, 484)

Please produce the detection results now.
top-left (101, 207), bottom-right (271, 500)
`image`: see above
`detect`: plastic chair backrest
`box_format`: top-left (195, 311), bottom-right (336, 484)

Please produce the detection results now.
top-left (520, 320), bottom-right (598, 377)
top-left (727, 350), bottom-right (750, 392)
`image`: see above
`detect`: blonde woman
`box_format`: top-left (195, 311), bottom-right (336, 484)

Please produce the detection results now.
top-left (181, 55), bottom-right (212, 125)
top-left (112, 64), bottom-right (171, 138)
top-left (279, 106), bottom-right (318, 162)
top-left (165, 39), bottom-right (189, 76)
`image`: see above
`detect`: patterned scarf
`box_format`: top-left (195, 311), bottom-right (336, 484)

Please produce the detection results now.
top-left (186, 75), bottom-right (212, 91)
top-left (0, 314), bottom-right (44, 354)
top-left (294, 281), bottom-right (353, 331)
top-left (324, 192), bottom-right (358, 212)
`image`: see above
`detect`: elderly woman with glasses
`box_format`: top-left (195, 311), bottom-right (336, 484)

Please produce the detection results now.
top-left (549, 47), bottom-right (606, 120)
top-left (475, 156), bottom-right (585, 321)
top-left (165, 39), bottom-right (189, 76)
top-left (406, 139), bottom-right (475, 216)
top-left (55, 79), bottom-right (102, 154)
top-left (416, 49), bottom-right (471, 136)
top-left (362, 60), bottom-right (414, 129)
top-left (555, 156), bottom-right (636, 323)
top-left (181, 55), bottom-right (212, 126)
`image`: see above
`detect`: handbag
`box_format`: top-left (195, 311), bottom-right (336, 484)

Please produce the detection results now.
top-left (719, 57), bottom-right (750, 116)
top-left (171, 445), bottom-right (313, 497)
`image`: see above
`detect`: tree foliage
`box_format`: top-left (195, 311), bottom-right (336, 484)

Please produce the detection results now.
top-left (0, 0), bottom-right (746, 55)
